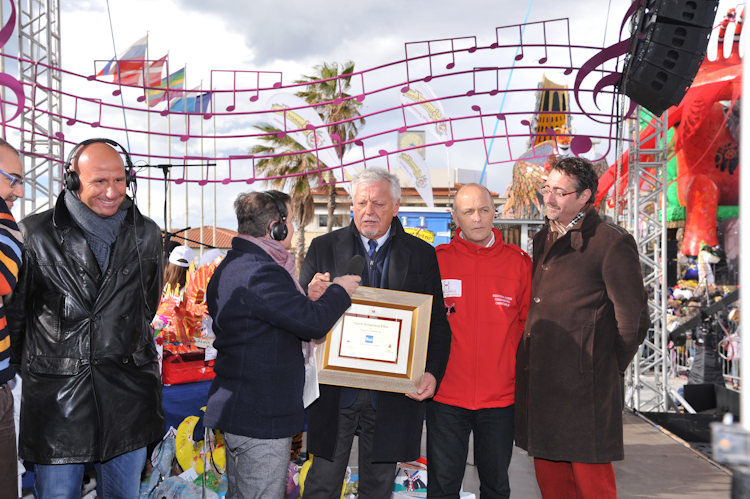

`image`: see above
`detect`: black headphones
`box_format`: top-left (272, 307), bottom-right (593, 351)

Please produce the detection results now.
top-left (63, 138), bottom-right (136, 191)
top-left (264, 191), bottom-right (288, 241)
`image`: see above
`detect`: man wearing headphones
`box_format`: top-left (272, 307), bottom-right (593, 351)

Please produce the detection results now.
top-left (204, 190), bottom-right (360, 498)
top-left (8, 139), bottom-right (164, 498)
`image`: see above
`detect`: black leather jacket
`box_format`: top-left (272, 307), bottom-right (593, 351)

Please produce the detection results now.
top-left (8, 192), bottom-right (164, 463)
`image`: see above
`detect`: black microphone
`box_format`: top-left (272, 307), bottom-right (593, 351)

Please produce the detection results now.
top-left (344, 255), bottom-right (366, 276)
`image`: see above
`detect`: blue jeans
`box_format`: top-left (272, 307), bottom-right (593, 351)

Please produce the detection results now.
top-left (33, 447), bottom-right (146, 499)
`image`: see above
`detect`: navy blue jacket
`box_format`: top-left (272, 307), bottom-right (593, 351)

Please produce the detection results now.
top-left (204, 237), bottom-right (351, 439)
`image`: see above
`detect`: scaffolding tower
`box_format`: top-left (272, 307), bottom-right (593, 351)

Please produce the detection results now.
top-left (624, 107), bottom-right (673, 412)
top-left (17, 0), bottom-right (63, 218)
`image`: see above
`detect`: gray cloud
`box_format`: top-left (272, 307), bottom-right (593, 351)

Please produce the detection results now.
top-left (171, 0), bottom-right (575, 66)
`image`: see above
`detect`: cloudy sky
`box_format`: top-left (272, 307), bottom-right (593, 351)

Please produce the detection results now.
top-left (17, 0), bottom-right (745, 230)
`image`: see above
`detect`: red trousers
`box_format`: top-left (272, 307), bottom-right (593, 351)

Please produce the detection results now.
top-left (533, 458), bottom-right (617, 499)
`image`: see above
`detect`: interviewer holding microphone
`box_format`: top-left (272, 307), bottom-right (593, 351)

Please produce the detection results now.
top-left (204, 190), bottom-right (359, 499)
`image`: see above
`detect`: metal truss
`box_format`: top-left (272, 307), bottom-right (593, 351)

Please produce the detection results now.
top-left (623, 107), bottom-right (675, 412)
top-left (17, 0), bottom-right (63, 218)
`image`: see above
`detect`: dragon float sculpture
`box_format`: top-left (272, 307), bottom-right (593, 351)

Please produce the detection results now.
top-left (596, 7), bottom-right (742, 256)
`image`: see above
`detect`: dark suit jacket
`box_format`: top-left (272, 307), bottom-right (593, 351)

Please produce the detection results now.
top-left (300, 218), bottom-right (451, 462)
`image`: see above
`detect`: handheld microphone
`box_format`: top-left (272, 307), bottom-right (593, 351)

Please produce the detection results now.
top-left (344, 255), bottom-right (366, 276)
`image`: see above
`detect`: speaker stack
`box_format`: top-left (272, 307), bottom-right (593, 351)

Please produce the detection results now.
top-left (619, 0), bottom-right (720, 116)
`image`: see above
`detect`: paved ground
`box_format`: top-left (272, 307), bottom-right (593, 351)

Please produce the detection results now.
top-left (22, 408), bottom-right (730, 497)
top-left (460, 411), bottom-right (731, 498)
top-left (351, 410), bottom-right (732, 498)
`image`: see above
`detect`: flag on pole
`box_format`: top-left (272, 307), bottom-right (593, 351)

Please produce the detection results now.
top-left (399, 81), bottom-right (449, 140)
top-left (123, 55), bottom-right (166, 88)
top-left (148, 67), bottom-right (185, 107)
top-left (97, 35), bottom-right (147, 77)
top-left (170, 90), bottom-right (212, 113)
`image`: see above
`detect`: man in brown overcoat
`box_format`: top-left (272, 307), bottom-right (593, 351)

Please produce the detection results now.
top-left (515, 156), bottom-right (647, 498)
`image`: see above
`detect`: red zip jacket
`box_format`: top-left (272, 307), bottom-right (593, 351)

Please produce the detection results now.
top-left (434, 227), bottom-right (531, 409)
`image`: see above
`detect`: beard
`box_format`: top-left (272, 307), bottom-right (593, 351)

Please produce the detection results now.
top-left (358, 217), bottom-right (382, 237)
top-left (545, 205), bottom-right (560, 220)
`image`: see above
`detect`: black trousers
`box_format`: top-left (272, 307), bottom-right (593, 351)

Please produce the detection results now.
top-left (304, 390), bottom-right (395, 499)
top-left (426, 401), bottom-right (514, 499)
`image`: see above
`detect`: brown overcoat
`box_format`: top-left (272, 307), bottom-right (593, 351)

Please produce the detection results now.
top-left (515, 207), bottom-right (646, 463)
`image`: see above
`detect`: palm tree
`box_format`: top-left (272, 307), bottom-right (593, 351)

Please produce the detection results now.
top-left (295, 61), bottom-right (365, 232)
top-left (250, 124), bottom-right (317, 271)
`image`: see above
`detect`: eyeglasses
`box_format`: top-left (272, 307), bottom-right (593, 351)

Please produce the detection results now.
top-left (0, 169), bottom-right (23, 188)
top-left (539, 185), bottom-right (578, 198)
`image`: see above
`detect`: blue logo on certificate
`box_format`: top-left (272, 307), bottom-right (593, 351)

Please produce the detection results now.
top-left (365, 335), bottom-right (374, 344)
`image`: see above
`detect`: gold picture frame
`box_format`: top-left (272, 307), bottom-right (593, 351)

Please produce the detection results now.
top-left (315, 286), bottom-right (433, 393)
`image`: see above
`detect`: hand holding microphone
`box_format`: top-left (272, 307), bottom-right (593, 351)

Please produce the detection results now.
top-left (333, 274), bottom-right (360, 297)
top-left (308, 255), bottom-right (365, 300)
top-left (332, 255), bottom-right (364, 297)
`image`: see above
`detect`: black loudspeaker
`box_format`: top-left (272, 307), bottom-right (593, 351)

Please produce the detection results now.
top-left (63, 138), bottom-right (136, 191)
top-left (264, 191), bottom-right (288, 241)
top-left (619, 0), bottom-right (719, 116)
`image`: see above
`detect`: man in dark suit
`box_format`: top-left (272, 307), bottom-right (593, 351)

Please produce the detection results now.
top-left (300, 167), bottom-right (451, 499)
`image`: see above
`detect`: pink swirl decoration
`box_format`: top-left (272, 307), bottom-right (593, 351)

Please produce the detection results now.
top-left (0, 1), bottom-right (26, 124)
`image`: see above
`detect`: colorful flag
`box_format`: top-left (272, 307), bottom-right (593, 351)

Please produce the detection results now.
top-left (121, 55), bottom-right (166, 88)
top-left (97, 35), bottom-right (147, 77)
top-left (148, 67), bottom-right (186, 107)
top-left (170, 91), bottom-right (212, 113)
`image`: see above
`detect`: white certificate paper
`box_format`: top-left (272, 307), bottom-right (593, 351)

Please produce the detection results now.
top-left (339, 313), bottom-right (401, 362)
top-left (326, 302), bottom-right (414, 375)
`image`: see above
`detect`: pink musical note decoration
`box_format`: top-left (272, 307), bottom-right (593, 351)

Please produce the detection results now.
top-left (515, 25), bottom-right (525, 61)
top-left (227, 71), bottom-right (238, 112)
top-left (248, 72), bottom-right (260, 103)
top-left (402, 36), bottom-right (478, 91)
top-left (444, 118), bottom-right (455, 147)
top-left (538, 22), bottom-right (549, 64)
top-left (180, 115), bottom-right (190, 142)
top-left (398, 104), bottom-right (409, 134)
top-left (570, 135), bottom-right (593, 156)
top-left (64, 96), bottom-right (103, 127)
top-left (1, 12), bottom-right (632, 191)
top-left (467, 67), bottom-right (503, 97)
top-left (354, 73), bottom-right (367, 102)
top-left (0, 1), bottom-right (25, 126)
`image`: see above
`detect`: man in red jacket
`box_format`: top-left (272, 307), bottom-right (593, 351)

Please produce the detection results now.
top-left (429, 183), bottom-right (531, 498)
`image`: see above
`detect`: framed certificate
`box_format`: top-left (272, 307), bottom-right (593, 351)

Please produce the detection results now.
top-left (315, 286), bottom-right (433, 393)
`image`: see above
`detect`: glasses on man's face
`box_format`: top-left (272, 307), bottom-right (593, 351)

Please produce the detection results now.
top-left (0, 169), bottom-right (23, 188)
top-left (539, 185), bottom-right (578, 198)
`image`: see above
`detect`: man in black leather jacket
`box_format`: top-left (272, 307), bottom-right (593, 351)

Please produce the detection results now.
top-left (7, 139), bottom-right (163, 498)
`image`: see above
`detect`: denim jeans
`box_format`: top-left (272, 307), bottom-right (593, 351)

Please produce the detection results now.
top-left (223, 432), bottom-right (291, 499)
top-left (33, 447), bottom-right (147, 499)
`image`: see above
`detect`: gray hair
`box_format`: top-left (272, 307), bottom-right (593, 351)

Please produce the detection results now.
top-left (351, 167), bottom-right (401, 202)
